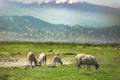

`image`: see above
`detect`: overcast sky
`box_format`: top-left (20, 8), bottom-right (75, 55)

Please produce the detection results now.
top-left (11, 0), bottom-right (120, 8)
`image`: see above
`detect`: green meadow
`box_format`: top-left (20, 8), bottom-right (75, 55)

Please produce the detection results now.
top-left (0, 42), bottom-right (120, 80)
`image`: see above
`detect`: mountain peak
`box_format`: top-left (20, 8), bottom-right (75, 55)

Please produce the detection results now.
top-left (22, 0), bottom-right (85, 5)
top-left (55, 0), bottom-right (77, 4)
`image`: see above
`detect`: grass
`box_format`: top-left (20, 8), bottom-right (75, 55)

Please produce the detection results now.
top-left (0, 42), bottom-right (120, 80)
top-left (0, 64), bottom-right (120, 80)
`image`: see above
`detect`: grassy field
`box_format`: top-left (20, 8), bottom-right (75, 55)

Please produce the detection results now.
top-left (0, 42), bottom-right (120, 80)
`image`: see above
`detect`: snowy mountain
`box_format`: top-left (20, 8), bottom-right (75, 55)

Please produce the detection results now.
top-left (9, 0), bottom-right (120, 15)
top-left (1, 0), bottom-right (120, 27)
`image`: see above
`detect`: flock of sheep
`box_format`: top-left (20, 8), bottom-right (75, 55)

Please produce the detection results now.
top-left (27, 52), bottom-right (63, 66)
top-left (27, 52), bottom-right (99, 70)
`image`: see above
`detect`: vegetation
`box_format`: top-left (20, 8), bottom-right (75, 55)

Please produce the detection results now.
top-left (1, 16), bottom-right (120, 43)
top-left (0, 42), bottom-right (120, 80)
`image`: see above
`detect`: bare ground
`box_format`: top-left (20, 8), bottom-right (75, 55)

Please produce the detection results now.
top-left (0, 58), bottom-right (73, 67)
top-left (0, 58), bottom-right (27, 67)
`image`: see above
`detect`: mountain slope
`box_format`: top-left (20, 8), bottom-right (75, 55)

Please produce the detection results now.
top-left (0, 16), bottom-right (120, 43)
top-left (1, 0), bottom-right (120, 27)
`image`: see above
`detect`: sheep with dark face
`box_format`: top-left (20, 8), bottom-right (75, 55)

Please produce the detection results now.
top-left (27, 52), bottom-right (38, 67)
top-left (76, 54), bottom-right (99, 70)
top-left (38, 53), bottom-right (47, 66)
top-left (52, 56), bottom-right (63, 66)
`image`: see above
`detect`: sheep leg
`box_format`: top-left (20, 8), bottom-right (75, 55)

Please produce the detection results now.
top-left (29, 60), bottom-right (33, 67)
top-left (86, 65), bottom-right (91, 70)
top-left (43, 61), bottom-right (44, 65)
top-left (39, 61), bottom-right (41, 66)
top-left (53, 61), bottom-right (56, 66)
top-left (44, 61), bottom-right (46, 65)
top-left (77, 64), bottom-right (81, 69)
top-left (58, 62), bottom-right (60, 66)
top-left (44, 61), bottom-right (46, 66)
top-left (55, 62), bottom-right (57, 66)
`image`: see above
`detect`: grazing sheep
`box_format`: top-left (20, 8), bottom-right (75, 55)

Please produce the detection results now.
top-left (38, 53), bottom-right (47, 66)
top-left (76, 54), bottom-right (99, 70)
top-left (27, 52), bottom-right (38, 67)
top-left (75, 54), bottom-right (87, 68)
top-left (82, 55), bottom-right (99, 70)
top-left (52, 56), bottom-right (63, 66)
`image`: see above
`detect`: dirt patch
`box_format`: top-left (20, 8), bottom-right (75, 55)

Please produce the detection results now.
top-left (0, 58), bottom-right (73, 67)
top-left (0, 58), bottom-right (27, 67)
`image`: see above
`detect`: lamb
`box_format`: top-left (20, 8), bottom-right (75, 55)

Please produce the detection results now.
top-left (76, 54), bottom-right (99, 70)
top-left (52, 56), bottom-right (63, 66)
top-left (27, 52), bottom-right (38, 67)
top-left (38, 53), bottom-right (47, 66)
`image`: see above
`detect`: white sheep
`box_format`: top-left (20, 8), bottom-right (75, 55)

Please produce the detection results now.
top-left (52, 56), bottom-right (63, 66)
top-left (75, 54), bottom-right (87, 68)
top-left (27, 52), bottom-right (38, 67)
top-left (38, 53), bottom-right (47, 66)
top-left (76, 54), bottom-right (99, 70)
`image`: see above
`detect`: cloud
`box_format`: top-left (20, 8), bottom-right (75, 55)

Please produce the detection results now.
top-left (68, 0), bottom-right (77, 4)
top-left (56, 0), bottom-right (67, 4)
top-left (44, 0), bottom-right (50, 3)
top-left (23, 1), bottom-right (32, 4)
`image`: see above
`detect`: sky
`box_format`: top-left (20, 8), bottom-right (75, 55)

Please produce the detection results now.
top-left (11, 0), bottom-right (120, 8)
top-left (0, 0), bottom-right (120, 27)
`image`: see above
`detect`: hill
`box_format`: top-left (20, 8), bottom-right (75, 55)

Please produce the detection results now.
top-left (0, 16), bottom-right (120, 43)
top-left (1, 0), bottom-right (120, 27)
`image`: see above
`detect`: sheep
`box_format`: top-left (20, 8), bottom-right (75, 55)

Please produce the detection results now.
top-left (75, 54), bottom-right (87, 68)
top-left (82, 55), bottom-right (99, 70)
top-left (52, 56), bottom-right (63, 66)
top-left (76, 54), bottom-right (99, 70)
top-left (27, 52), bottom-right (38, 67)
top-left (38, 53), bottom-right (47, 66)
